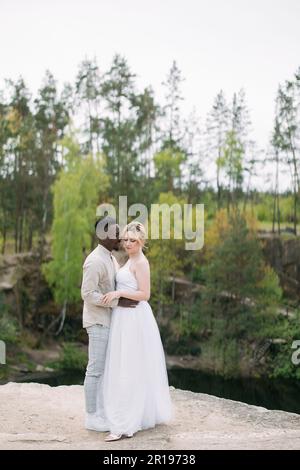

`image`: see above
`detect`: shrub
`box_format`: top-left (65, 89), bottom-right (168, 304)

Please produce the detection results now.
top-left (51, 342), bottom-right (87, 371)
top-left (0, 293), bottom-right (19, 344)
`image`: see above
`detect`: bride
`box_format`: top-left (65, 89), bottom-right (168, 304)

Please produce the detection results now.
top-left (100, 221), bottom-right (173, 441)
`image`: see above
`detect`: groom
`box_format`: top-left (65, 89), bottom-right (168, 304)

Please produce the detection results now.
top-left (81, 216), bottom-right (138, 431)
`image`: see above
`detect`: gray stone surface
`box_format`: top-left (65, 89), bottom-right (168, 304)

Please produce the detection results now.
top-left (1, 382), bottom-right (300, 449)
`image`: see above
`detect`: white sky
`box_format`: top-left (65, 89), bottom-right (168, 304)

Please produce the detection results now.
top-left (1, 0), bottom-right (299, 191)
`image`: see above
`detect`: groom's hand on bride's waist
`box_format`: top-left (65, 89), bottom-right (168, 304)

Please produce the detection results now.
top-left (118, 297), bottom-right (139, 308)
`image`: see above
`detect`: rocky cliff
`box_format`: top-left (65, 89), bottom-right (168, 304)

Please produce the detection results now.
top-left (1, 382), bottom-right (300, 450)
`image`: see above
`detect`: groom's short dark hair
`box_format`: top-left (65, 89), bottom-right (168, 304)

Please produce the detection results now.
top-left (95, 216), bottom-right (118, 239)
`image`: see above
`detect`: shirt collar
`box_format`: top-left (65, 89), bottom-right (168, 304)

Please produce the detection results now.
top-left (98, 243), bottom-right (113, 258)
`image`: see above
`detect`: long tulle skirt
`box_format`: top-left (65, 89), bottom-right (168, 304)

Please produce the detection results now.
top-left (102, 301), bottom-right (173, 435)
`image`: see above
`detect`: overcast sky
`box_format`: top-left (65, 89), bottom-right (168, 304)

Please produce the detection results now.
top-left (1, 0), bottom-right (299, 190)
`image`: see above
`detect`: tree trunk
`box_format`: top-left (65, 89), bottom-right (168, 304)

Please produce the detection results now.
top-left (55, 300), bottom-right (67, 335)
top-left (1, 225), bottom-right (7, 254)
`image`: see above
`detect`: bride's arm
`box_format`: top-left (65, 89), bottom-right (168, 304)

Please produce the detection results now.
top-left (120, 260), bottom-right (150, 301)
top-left (102, 260), bottom-right (150, 304)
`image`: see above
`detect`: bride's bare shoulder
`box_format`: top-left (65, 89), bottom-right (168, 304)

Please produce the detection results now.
top-left (135, 255), bottom-right (150, 270)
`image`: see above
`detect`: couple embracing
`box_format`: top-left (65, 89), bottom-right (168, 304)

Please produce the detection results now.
top-left (81, 216), bottom-right (173, 442)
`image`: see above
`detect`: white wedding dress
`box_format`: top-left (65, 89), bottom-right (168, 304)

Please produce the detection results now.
top-left (101, 259), bottom-right (173, 436)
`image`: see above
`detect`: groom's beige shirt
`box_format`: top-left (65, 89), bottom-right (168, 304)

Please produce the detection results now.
top-left (81, 244), bottom-right (119, 328)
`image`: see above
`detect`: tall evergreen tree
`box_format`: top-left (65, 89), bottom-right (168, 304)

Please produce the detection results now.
top-left (275, 79), bottom-right (300, 234)
top-left (34, 71), bottom-right (70, 253)
top-left (270, 107), bottom-right (283, 234)
top-left (161, 60), bottom-right (185, 151)
top-left (75, 58), bottom-right (102, 154)
top-left (206, 90), bottom-right (230, 207)
top-left (100, 54), bottom-right (157, 203)
top-left (220, 130), bottom-right (244, 210)
top-left (153, 148), bottom-right (185, 195)
top-left (5, 78), bottom-right (36, 252)
top-left (0, 85), bottom-right (13, 252)
top-left (32, 72), bottom-right (71, 321)
top-left (181, 109), bottom-right (205, 202)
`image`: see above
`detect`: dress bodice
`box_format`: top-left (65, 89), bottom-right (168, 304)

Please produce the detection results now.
top-left (116, 260), bottom-right (138, 292)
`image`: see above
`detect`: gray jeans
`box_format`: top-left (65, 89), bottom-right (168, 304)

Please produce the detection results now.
top-left (84, 324), bottom-right (109, 415)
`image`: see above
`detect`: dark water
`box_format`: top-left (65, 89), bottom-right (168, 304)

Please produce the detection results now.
top-left (167, 369), bottom-right (300, 415)
top-left (18, 368), bottom-right (300, 415)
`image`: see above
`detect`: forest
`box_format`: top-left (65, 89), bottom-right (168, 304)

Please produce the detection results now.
top-left (1, 54), bottom-right (300, 382)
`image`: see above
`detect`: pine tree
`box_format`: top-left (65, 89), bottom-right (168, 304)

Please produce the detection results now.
top-left (100, 54), bottom-right (157, 203)
top-left (75, 58), bottom-right (102, 154)
top-left (5, 78), bottom-right (36, 252)
top-left (275, 78), bottom-right (300, 234)
top-left (161, 60), bottom-right (185, 151)
top-left (182, 109), bottom-right (205, 203)
top-left (203, 210), bottom-right (282, 376)
top-left (206, 90), bottom-right (230, 208)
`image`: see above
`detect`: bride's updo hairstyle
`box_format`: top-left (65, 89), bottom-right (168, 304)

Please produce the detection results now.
top-left (121, 221), bottom-right (147, 249)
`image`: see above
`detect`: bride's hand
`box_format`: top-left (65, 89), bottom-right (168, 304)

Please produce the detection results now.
top-left (102, 291), bottom-right (121, 305)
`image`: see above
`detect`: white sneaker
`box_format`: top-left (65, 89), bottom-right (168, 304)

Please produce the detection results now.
top-left (104, 432), bottom-right (134, 442)
top-left (85, 413), bottom-right (109, 432)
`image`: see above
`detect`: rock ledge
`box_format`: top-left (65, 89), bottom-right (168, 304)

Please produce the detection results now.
top-left (1, 382), bottom-right (300, 450)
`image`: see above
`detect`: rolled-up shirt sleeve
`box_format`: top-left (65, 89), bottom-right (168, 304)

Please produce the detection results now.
top-left (81, 259), bottom-right (118, 308)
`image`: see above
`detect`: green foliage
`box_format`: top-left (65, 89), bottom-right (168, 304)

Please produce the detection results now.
top-left (188, 210), bottom-right (285, 377)
top-left (255, 265), bottom-right (282, 307)
top-left (279, 195), bottom-right (294, 223)
top-left (43, 136), bottom-right (109, 306)
top-left (219, 130), bottom-right (244, 190)
top-left (148, 191), bottom-right (187, 309)
top-left (254, 193), bottom-right (275, 221)
top-left (2, 57), bottom-right (300, 387)
top-left (271, 348), bottom-right (300, 380)
top-left (206, 213), bottom-right (260, 301)
top-left (153, 148), bottom-right (185, 194)
top-left (203, 210), bottom-right (282, 309)
top-left (221, 339), bottom-right (240, 378)
top-left (263, 310), bottom-right (300, 379)
top-left (246, 193), bottom-right (295, 225)
top-left (0, 293), bottom-right (19, 343)
top-left (200, 190), bottom-right (218, 220)
top-left (99, 54), bottom-right (158, 204)
top-left (191, 264), bottom-right (206, 283)
top-left (50, 342), bottom-right (87, 371)
top-left (161, 323), bottom-right (202, 356)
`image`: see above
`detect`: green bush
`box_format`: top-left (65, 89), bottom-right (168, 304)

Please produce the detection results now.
top-left (0, 293), bottom-right (19, 344)
top-left (269, 310), bottom-right (300, 379)
top-left (51, 342), bottom-right (87, 371)
top-left (222, 339), bottom-right (240, 378)
top-left (279, 195), bottom-right (294, 223)
top-left (253, 193), bottom-right (294, 224)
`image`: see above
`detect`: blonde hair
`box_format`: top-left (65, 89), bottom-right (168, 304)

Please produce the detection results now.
top-left (121, 221), bottom-right (147, 249)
